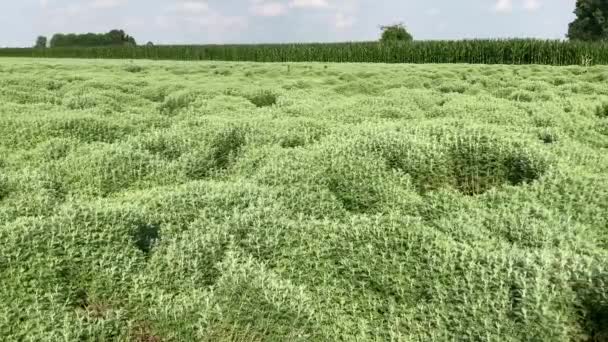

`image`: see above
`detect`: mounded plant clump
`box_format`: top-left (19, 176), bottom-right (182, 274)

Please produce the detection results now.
top-left (361, 131), bottom-right (547, 196)
top-left (447, 135), bottom-right (547, 195)
top-left (595, 102), bottom-right (608, 118)
top-left (246, 90), bottom-right (278, 108)
top-left (182, 125), bottom-right (248, 179)
top-left (0, 174), bottom-right (8, 201)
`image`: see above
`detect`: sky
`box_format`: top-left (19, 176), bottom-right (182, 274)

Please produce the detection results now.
top-left (0, 0), bottom-right (578, 47)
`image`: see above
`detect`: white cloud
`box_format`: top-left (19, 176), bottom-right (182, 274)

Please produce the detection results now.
top-left (42, 0), bottom-right (125, 12)
top-left (289, 0), bottom-right (329, 9)
top-left (169, 1), bottom-right (209, 13)
top-left (90, 0), bottom-right (125, 9)
top-left (523, 0), bottom-right (541, 12)
top-left (494, 0), bottom-right (541, 13)
top-left (334, 12), bottom-right (355, 29)
top-left (494, 0), bottom-right (512, 13)
top-left (153, 0), bottom-right (248, 42)
top-left (154, 8), bottom-right (247, 39)
top-left (184, 13), bottom-right (247, 30)
top-left (250, 0), bottom-right (288, 16)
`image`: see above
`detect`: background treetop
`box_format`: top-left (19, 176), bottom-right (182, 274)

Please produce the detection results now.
top-left (568, 0), bottom-right (608, 41)
top-left (49, 29), bottom-right (136, 48)
top-left (380, 23), bottom-right (414, 43)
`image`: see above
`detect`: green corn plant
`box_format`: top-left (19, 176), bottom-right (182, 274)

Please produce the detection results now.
top-left (2, 39), bottom-right (608, 65)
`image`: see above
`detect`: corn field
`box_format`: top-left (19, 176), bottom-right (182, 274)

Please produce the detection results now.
top-left (2, 39), bottom-right (608, 65)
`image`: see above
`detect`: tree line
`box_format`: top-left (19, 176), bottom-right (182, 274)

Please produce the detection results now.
top-left (35, 30), bottom-right (136, 48)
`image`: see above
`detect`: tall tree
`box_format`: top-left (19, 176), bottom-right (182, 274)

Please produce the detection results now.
top-left (34, 36), bottom-right (47, 48)
top-left (380, 23), bottom-right (413, 43)
top-left (567, 0), bottom-right (608, 41)
top-left (49, 33), bottom-right (64, 47)
top-left (107, 29), bottom-right (137, 46)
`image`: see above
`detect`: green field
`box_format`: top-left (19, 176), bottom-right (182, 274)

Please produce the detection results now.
top-left (1, 58), bottom-right (607, 341)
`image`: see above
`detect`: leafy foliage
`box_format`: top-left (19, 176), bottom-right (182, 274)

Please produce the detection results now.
top-left (568, 0), bottom-right (608, 41)
top-left (49, 29), bottom-right (136, 48)
top-left (123, 63), bottom-right (144, 73)
top-left (246, 90), bottom-right (278, 107)
top-left (595, 102), bottom-right (608, 118)
top-left (380, 23), bottom-right (413, 42)
top-left (34, 36), bottom-right (47, 49)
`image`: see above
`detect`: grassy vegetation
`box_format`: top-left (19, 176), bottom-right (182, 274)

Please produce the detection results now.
top-left (1, 58), bottom-right (608, 341)
top-left (2, 39), bottom-right (608, 65)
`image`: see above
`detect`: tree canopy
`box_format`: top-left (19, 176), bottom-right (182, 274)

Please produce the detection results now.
top-left (49, 30), bottom-right (136, 48)
top-left (567, 0), bottom-right (608, 41)
top-left (380, 23), bottom-right (413, 43)
top-left (34, 36), bottom-right (47, 49)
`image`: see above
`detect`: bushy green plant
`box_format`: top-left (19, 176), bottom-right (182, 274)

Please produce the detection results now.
top-left (595, 102), bottom-right (608, 118)
top-left (158, 91), bottom-right (197, 115)
top-left (0, 174), bottom-right (8, 201)
top-left (182, 125), bottom-right (248, 179)
top-left (124, 63), bottom-right (144, 73)
top-left (277, 121), bottom-right (327, 148)
top-left (246, 90), bottom-right (278, 108)
top-left (438, 80), bottom-right (468, 94)
top-left (57, 143), bottom-right (157, 196)
top-left (448, 135), bottom-right (547, 195)
top-left (538, 130), bottom-right (559, 144)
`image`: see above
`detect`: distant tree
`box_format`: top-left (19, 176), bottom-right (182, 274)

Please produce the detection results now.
top-left (34, 36), bottom-right (47, 48)
top-left (49, 30), bottom-right (137, 47)
top-left (50, 33), bottom-right (65, 48)
top-left (146, 41), bottom-right (154, 46)
top-left (380, 23), bottom-right (413, 43)
top-left (107, 29), bottom-right (137, 46)
top-left (567, 0), bottom-right (608, 41)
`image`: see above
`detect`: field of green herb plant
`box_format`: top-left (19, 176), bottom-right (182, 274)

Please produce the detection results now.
top-left (1, 58), bottom-right (607, 341)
